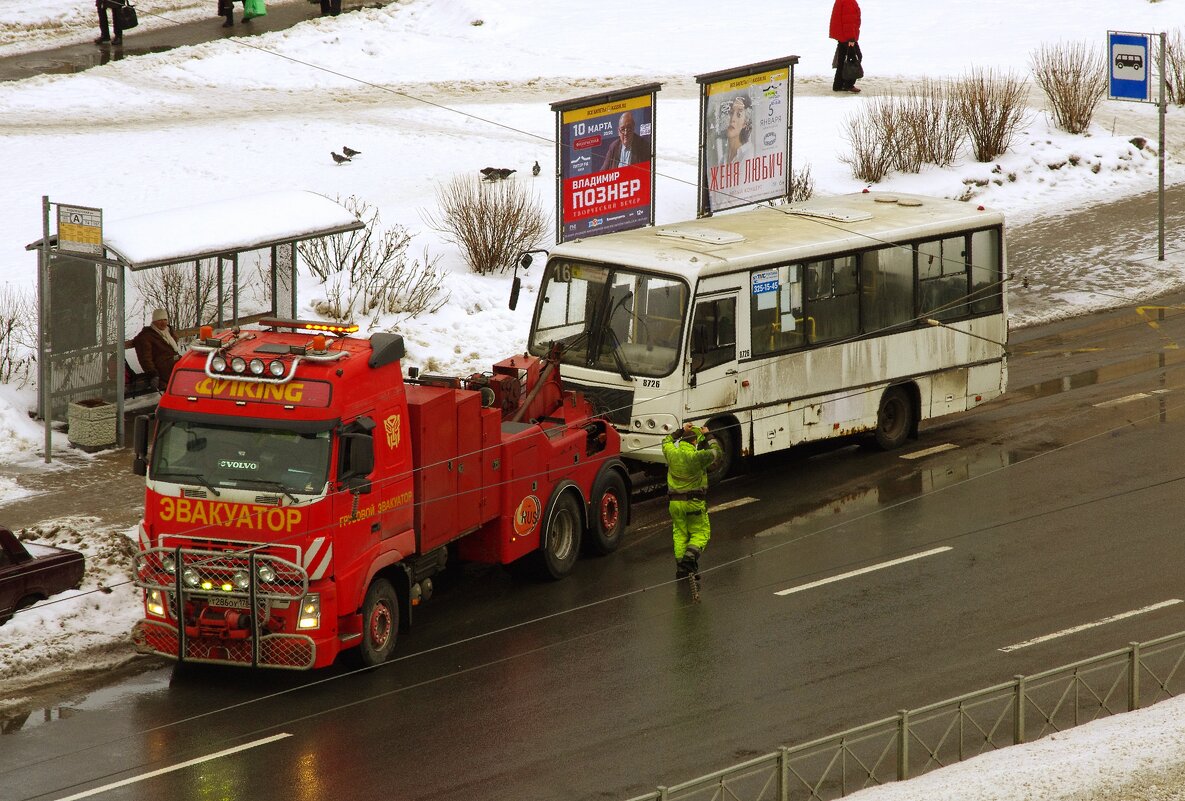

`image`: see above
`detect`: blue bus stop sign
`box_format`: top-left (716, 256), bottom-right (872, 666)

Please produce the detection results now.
top-left (1109, 31), bottom-right (1151, 102)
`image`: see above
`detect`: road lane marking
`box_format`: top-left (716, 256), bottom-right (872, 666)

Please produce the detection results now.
top-left (713, 497), bottom-right (759, 512)
top-left (53, 733), bottom-right (292, 801)
top-left (1094, 392), bottom-right (1151, 408)
top-left (900, 443), bottom-right (959, 460)
top-left (774, 547), bottom-right (952, 596)
top-left (999, 600), bottom-right (1183, 653)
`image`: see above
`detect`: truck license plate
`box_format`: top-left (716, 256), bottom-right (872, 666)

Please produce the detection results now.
top-left (207, 597), bottom-right (249, 609)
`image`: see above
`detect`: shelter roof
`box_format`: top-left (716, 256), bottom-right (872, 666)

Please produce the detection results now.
top-left (28, 190), bottom-right (363, 269)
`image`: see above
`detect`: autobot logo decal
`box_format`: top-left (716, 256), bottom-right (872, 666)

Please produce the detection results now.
top-left (513, 495), bottom-right (542, 537)
top-left (384, 414), bottom-right (401, 450)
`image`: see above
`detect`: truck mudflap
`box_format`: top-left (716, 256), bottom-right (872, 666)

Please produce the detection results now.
top-left (133, 546), bottom-right (317, 669)
top-left (132, 620), bottom-right (315, 669)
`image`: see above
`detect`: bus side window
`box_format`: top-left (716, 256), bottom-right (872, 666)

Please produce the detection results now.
top-left (751, 265), bottom-right (804, 356)
top-left (691, 297), bottom-right (737, 371)
top-left (969, 228), bottom-right (1002, 314)
top-left (918, 236), bottom-right (969, 321)
top-left (861, 246), bottom-right (914, 334)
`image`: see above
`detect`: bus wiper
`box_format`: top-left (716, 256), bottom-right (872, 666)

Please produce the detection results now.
top-left (230, 477), bottom-right (299, 504)
top-left (154, 469), bottom-right (222, 497)
top-left (599, 323), bottom-right (633, 381)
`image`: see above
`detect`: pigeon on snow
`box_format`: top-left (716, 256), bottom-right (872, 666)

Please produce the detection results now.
top-left (331, 152), bottom-right (351, 165)
top-left (532, 160), bottom-right (541, 176)
top-left (343, 145), bottom-right (361, 158)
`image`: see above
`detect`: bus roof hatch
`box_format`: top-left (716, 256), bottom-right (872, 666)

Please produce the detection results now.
top-left (784, 207), bottom-right (874, 223)
top-left (655, 227), bottom-right (746, 245)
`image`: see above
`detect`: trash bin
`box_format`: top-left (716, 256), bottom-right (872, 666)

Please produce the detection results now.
top-left (67, 398), bottom-right (117, 452)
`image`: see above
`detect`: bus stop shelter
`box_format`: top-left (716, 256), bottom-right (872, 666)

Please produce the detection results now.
top-left (28, 190), bottom-right (364, 460)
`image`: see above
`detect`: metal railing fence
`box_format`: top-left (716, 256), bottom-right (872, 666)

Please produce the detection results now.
top-left (623, 629), bottom-right (1185, 801)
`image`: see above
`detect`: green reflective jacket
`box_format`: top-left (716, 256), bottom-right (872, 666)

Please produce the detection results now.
top-left (662, 432), bottom-right (722, 493)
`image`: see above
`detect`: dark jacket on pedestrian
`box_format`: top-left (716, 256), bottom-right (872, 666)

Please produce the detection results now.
top-left (133, 325), bottom-right (182, 387)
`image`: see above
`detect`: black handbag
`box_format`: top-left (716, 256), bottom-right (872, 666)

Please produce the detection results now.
top-left (120, 1), bottom-right (139, 30)
top-left (842, 56), bottom-right (863, 83)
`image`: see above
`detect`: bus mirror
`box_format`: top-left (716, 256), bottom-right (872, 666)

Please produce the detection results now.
top-left (509, 276), bottom-right (521, 311)
top-left (519, 253), bottom-right (533, 269)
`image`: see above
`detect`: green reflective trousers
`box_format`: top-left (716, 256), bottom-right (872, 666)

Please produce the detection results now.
top-left (669, 497), bottom-right (710, 560)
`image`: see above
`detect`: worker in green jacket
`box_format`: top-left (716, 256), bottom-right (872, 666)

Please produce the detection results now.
top-left (662, 422), bottom-right (722, 578)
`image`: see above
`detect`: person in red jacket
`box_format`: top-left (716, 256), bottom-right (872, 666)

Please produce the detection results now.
top-left (829, 0), bottom-right (862, 93)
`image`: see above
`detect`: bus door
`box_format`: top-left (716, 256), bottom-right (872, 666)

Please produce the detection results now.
top-left (684, 289), bottom-right (739, 416)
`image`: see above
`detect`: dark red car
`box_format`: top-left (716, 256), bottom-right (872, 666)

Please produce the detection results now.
top-left (0, 526), bottom-right (85, 625)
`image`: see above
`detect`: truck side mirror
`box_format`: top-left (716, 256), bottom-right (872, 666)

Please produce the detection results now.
top-left (132, 415), bottom-right (150, 476)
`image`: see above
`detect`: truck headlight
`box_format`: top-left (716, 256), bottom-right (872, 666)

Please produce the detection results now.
top-left (257, 563), bottom-right (276, 583)
top-left (160, 553), bottom-right (177, 574)
top-left (298, 594), bottom-right (321, 629)
top-left (182, 567), bottom-right (200, 588)
top-left (233, 570), bottom-right (250, 590)
top-left (147, 589), bottom-right (165, 617)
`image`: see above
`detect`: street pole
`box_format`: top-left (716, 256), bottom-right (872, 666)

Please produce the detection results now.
top-left (1158, 31), bottom-right (1166, 261)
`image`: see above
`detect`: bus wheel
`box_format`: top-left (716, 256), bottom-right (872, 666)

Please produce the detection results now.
top-left (585, 470), bottom-right (627, 556)
top-left (706, 425), bottom-right (736, 485)
top-left (874, 387), bottom-right (913, 450)
top-left (359, 578), bottom-right (399, 667)
top-left (537, 492), bottom-right (582, 580)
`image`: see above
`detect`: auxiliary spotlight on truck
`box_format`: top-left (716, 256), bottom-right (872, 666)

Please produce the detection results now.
top-left (131, 318), bottom-right (630, 669)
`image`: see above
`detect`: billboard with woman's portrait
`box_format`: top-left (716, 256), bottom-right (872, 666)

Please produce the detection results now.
top-left (697, 60), bottom-right (794, 215)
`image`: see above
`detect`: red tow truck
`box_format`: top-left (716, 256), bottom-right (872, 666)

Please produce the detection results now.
top-left (130, 318), bottom-right (630, 669)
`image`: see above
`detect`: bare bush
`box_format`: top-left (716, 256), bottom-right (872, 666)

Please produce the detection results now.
top-left (131, 261), bottom-right (220, 332)
top-left (1030, 41), bottom-right (1107, 134)
top-left (790, 164), bottom-right (814, 202)
top-left (0, 284), bottom-right (36, 386)
top-left (840, 110), bottom-right (892, 183)
top-left (1168, 30), bottom-right (1185, 106)
top-left (841, 81), bottom-right (966, 182)
top-left (299, 196), bottom-right (448, 326)
top-left (911, 78), bottom-right (966, 166)
top-left (426, 177), bottom-right (549, 275)
top-left (955, 68), bottom-right (1030, 161)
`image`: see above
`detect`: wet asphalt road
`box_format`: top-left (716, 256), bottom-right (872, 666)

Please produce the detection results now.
top-left (0, 1), bottom-right (379, 85)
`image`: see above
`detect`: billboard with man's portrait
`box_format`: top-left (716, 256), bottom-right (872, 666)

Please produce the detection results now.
top-left (551, 84), bottom-right (660, 242)
top-left (697, 58), bottom-right (797, 216)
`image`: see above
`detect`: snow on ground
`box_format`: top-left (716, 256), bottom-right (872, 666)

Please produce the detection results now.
top-left (1, 0), bottom-right (1185, 795)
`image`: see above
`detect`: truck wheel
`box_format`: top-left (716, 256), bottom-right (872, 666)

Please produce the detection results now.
top-left (874, 386), bottom-right (913, 450)
top-left (359, 578), bottom-right (398, 667)
top-left (585, 471), bottom-right (627, 556)
top-left (538, 492), bottom-right (582, 580)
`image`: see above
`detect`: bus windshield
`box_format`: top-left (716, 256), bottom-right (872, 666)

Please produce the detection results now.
top-left (529, 260), bottom-right (689, 378)
top-left (151, 420), bottom-right (332, 496)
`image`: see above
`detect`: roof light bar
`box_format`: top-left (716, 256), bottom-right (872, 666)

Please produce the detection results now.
top-left (257, 318), bottom-right (359, 335)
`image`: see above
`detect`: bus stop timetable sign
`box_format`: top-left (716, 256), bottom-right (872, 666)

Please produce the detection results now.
top-left (1108, 31), bottom-right (1151, 102)
top-left (56, 203), bottom-right (103, 256)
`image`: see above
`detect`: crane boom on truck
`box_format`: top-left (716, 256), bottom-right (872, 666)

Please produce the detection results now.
top-left (130, 318), bottom-right (631, 669)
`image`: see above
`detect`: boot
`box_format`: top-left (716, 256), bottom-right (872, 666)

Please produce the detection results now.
top-left (675, 558), bottom-right (688, 579)
top-left (678, 545), bottom-right (702, 576)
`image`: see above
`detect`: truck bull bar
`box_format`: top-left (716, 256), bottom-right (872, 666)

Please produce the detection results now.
top-left (132, 546), bottom-right (316, 669)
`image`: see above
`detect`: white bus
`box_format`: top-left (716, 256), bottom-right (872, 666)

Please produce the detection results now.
top-left (525, 192), bottom-right (1007, 479)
